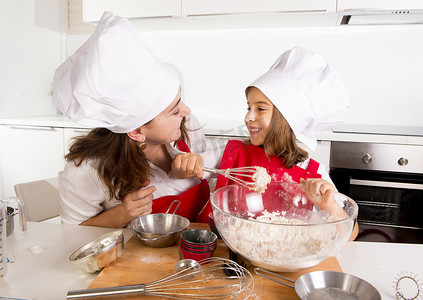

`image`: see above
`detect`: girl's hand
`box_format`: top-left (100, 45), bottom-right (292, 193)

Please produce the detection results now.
top-left (171, 152), bottom-right (204, 179)
top-left (300, 178), bottom-right (359, 241)
top-left (120, 180), bottom-right (155, 219)
top-left (300, 178), bottom-right (337, 212)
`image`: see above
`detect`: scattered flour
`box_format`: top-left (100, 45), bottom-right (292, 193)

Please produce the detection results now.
top-left (134, 252), bottom-right (163, 264)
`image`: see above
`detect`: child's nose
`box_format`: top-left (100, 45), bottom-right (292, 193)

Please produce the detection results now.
top-left (245, 109), bottom-right (255, 122)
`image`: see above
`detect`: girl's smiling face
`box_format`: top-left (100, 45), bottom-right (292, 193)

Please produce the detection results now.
top-left (245, 87), bottom-right (274, 146)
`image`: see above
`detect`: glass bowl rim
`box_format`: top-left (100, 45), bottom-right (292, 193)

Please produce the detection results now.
top-left (210, 184), bottom-right (358, 227)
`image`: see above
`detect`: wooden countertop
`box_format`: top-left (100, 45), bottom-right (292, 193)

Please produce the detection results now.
top-left (88, 223), bottom-right (342, 299)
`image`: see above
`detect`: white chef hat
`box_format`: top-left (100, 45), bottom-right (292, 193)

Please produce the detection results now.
top-left (53, 11), bottom-right (179, 133)
top-left (248, 46), bottom-right (349, 151)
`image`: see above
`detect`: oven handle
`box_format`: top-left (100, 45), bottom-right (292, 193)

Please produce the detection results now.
top-left (350, 179), bottom-right (423, 190)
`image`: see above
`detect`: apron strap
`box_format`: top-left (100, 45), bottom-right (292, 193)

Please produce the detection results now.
top-left (306, 158), bottom-right (320, 175)
top-left (176, 140), bottom-right (190, 153)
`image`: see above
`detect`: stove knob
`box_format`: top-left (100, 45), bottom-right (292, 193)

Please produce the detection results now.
top-left (398, 157), bottom-right (409, 166)
top-left (362, 154), bottom-right (372, 164)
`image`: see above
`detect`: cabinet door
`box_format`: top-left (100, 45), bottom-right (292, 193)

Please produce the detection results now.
top-left (0, 125), bottom-right (65, 198)
top-left (182, 0), bottom-right (336, 16)
top-left (63, 128), bottom-right (91, 155)
top-left (83, 0), bottom-right (182, 22)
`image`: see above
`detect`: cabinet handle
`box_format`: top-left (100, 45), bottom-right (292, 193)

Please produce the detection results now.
top-left (72, 129), bottom-right (91, 134)
top-left (8, 125), bottom-right (55, 131)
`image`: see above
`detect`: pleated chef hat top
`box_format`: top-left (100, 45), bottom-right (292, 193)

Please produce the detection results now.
top-left (248, 46), bottom-right (349, 151)
top-left (53, 11), bottom-right (179, 133)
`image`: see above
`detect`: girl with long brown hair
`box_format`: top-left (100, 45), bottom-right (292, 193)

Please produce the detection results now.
top-left (212, 47), bottom-right (358, 240)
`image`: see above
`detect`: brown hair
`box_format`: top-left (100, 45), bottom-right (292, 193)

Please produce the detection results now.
top-left (65, 118), bottom-right (189, 201)
top-left (245, 107), bottom-right (308, 168)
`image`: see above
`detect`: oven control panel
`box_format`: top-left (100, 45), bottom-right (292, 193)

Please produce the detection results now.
top-left (330, 142), bottom-right (423, 173)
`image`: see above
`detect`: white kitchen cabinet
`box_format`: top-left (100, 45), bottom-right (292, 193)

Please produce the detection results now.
top-left (0, 125), bottom-right (65, 198)
top-left (182, 0), bottom-right (336, 17)
top-left (79, 0), bottom-right (337, 24)
top-left (82, 0), bottom-right (182, 22)
top-left (82, 0), bottom-right (336, 22)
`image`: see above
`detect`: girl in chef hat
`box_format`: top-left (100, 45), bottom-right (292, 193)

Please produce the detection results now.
top-left (53, 12), bottom-right (219, 227)
top-left (214, 46), bottom-right (358, 240)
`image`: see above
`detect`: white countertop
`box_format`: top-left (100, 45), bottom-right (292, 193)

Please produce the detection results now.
top-left (1, 221), bottom-right (422, 300)
top-left (0, 222), bottom-right (132, 300)
top-left (1, 115), bottom-right (423, 146)
top-left (337, 241), bottom-right (423, 300)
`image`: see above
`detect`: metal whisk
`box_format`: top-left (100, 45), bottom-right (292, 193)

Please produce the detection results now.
top-left (204, 166), bottom-right (271, 193)
top-left (67, 257), bottom-right (254, 299)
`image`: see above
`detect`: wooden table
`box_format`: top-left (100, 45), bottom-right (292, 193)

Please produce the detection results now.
top-left (89, 223), bottom-right (342, 299)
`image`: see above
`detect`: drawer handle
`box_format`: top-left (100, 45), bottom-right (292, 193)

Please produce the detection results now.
top-left (8, 125), bottom-right (55, 131)
top-left (350, 179), bottom-right (423, 191)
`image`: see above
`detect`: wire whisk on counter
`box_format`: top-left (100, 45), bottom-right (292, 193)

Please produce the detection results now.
top-left (67, 257), bottom-right (254, 299)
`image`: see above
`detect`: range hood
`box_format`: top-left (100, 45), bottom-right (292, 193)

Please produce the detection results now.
top-left (338, 9), bottom-right (423, 25)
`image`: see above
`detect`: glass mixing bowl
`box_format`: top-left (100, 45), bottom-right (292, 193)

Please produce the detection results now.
top-left (210, 182), bottom-right (358, 272)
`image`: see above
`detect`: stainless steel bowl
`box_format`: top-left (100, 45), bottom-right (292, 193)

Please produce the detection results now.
top-left (69, 230), bottom-right (124, 273)
top-left (130, 213), bottom-right (190, 248)
top-left (255, 268), bottom-right (381, 299)
top-left (295, 271), bottom-right (381, 299)
top-left (211, 182), bottom-right (358, 272)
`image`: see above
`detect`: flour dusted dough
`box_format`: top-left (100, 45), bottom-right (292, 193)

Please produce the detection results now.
top-left (251, 167), bottom-right (272, 193)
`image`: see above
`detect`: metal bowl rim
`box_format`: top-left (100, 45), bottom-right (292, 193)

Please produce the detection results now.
top-left (69, 230), bottom-right (124, 262)
top-left (180, 229), bottom-right (218, 245)
top-left (295, 270), bottom-right (381, 299)
top-left (130, 213), bottom-right (190, 237)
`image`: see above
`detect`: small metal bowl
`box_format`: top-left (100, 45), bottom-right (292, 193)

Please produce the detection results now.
top-left (130, 213), bottom-right (190, 248)
top-left (69, 230), bottom-right (124, 273)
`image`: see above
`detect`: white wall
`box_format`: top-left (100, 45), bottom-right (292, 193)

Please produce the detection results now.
top-left (1, 1), bottom-right (423, 131)
top-left (68, 24), bottom-right (423, 130)
top-left (0, 0), bottom-right (64, 118)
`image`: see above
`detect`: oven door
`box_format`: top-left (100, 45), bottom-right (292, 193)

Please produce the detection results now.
top-left (330, 168), bottom-right (423, 244)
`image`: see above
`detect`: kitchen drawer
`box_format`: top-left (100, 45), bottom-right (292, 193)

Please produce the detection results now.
top-left (0, 125), bottom-right (65, 198)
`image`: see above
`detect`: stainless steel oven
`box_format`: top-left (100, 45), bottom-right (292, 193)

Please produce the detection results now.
top-left (329, 141), bottom-right (423, 244)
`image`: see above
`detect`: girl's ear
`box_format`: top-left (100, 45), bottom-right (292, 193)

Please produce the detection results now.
top-left (127, 127), bottom-right (146, 143)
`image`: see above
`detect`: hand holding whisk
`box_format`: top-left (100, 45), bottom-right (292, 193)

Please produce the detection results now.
top-left (204, 166), bottom-right (272, 193)
top-left (67, 257), bottom-right (254, 299)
